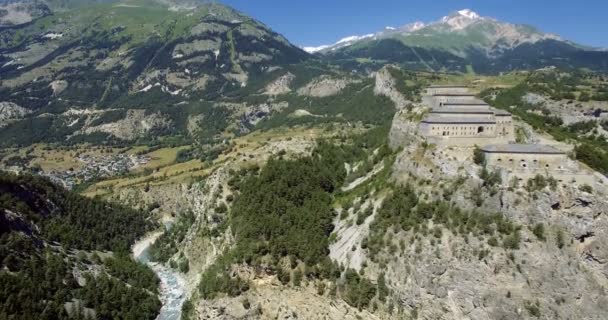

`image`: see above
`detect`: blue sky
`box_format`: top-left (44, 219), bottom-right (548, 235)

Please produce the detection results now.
top-left (220, 0), bottom-right (608, 48)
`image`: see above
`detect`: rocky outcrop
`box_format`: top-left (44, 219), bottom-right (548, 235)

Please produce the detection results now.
top-left (386, 133), bottom-right (608, 319)
top-left (524, 92), bottom-right (608, 125)
top-left (0, 1), bottom-right (50, 26)
top-left (195, 279), bottom-right (380, 320)
top-left (49, 80), bottom-right (68, 95)
top-left (79, 109), bottom-right (173, 140)
top-left (263, 72), bottom-right (295, 95)
top-left (374, 66), bottom-right (410, 110)
top-left (0, 102), bottom-right (31, 127)
top-left (297, 75), bottom-right (359, 97)
top-left (388, 110), bottom-right (422, 150)
top-left (330, 197), bottom-right (382, 271)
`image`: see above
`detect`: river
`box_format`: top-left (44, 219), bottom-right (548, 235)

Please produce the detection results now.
top-left (132, 231), bottom-right (187, 320)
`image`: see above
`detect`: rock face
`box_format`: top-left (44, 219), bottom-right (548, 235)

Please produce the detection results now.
top-left (79, 109), bottom-right (173, 140)
top-left (112, 167), bottom-right (234, 293)
top-left (385, 108), bottom-right (608, 319)
top-left (388, 110), bottom-right (422, 150)
top-left (195, 278), bottom-right (379, 320)
top-left (0, 102), bottom-right (31, 127)
top-left (0, 0), bottom-right (50, 26)
top-left (264, 72), bottom-right (295, 95)
top-left (524, 91), bottom-right (608, 125)
top-left (330, 197), bottom-right (382, 271)
top-left (374, 66), bottom-right (410, 110)
top-left (297, 75), bottom-right (359, 97)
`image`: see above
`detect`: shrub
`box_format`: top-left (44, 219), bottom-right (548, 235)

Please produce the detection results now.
top-left (556, 230), bottom-right (565, 249)
top-left (503, 231), bottom-right (521, 250)
top-left (532, 223), bottom-right (546, 241)
top-left (199, 267), bottom-right (249, 299)
top-left (179, 258), bottom-right (190, 273)
top-left (487, 236), bottom-right (499, 247)
top-left (579, 184), bottom-right (593, 193)
top-left (473, 146), bottom-right (485, 165)
top-left (480, 167), bottom-right (502, 188)
top-left (278, 268), bottom-right (291, 285)
top-left (293, 269), bottom-right (303, 286)
top-left (526, 175), bottom-right (549, 192)
top-left (525, 301), bottom-right (541, 317)
top-left (342, 269), bottom-right (377, 309)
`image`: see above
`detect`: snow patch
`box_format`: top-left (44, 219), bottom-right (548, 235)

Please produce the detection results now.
top-left (441, 9), bottom-right (483, 30)
top-left (303, 33), bottom-right (374, 53)
top-left (303, 45), bottom-right (330, 53)
top-left (407, 21), bottom-right (426, 32)
top-left (68, 119), bottom-right (79, 127)
top-left (458, 9), bottom-right (480, 20)
top-left (336, 34), bottom-right (374, 45)
top-left (138, 82), bottom-right (160, 93)
top-left (139, 84), bottom-right (153, 92)
top-left (43, 32), bottom-right (63, 39)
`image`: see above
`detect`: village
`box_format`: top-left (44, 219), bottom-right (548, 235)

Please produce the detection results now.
top-left (3, 152), bottom-right (150, 190)
top-left (46, 153), bottom-right (150, 189)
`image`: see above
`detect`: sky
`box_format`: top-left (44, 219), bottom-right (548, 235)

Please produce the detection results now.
top-left (219, 0), bottom-right (608, 48)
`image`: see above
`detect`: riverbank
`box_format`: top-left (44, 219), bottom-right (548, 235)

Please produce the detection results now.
top-left (133, 231), bottom-right (187, 320)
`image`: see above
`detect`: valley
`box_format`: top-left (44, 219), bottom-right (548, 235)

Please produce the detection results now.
top-left (1, 1), bottom-right (608, 320)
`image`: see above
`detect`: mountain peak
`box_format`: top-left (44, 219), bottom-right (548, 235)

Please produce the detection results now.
top-left (304, 8), bottom-right (571, 55)
top-left (440, 9), bottom-right (484, 30)
top-left (457, 9), bottom-right (480, 20)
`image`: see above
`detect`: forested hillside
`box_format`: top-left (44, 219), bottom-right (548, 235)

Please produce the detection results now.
top-left (0, 171), bottom-right (160, 319)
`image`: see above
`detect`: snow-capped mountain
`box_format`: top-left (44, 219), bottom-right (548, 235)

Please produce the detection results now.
top-left (305, 9), bottom-right (561, 54)
top-left (311, 9), bottom-right (608, 73)
top-left (440, 9), bottom-right (482, 30)
top-left (303, 20), bottom-right (425, 53)
top-left (304, 33), bottom-right (375, 53)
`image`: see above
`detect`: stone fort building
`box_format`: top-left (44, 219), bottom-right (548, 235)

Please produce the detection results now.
top-left (419, 86), bottom-right (514, 145)
top-left (418, 85), bottom-right (597, 183)
top-left (479, 144), bottom-right (596, 184)
top-left (480, 144), bottom-right (568, 170)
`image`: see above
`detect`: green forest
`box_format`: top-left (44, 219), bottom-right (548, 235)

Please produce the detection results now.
top-left (0, 171), bottom-right (160, 319)
top-left (195, 129), bottom-right (398, 312)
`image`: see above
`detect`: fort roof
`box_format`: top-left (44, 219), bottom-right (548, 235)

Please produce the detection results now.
top-left (441, 102), bottom-right (489, 106)
top-left (481, 144), bottom-right (565, 155)
top-left (432, 94), bottom-right (477, 97)
top-left (430, 108), bottom-right (494, 114)
top-left (429, 85), bottom-right (468, 88)
top-left (422, 116), bottom-right (496, 124)
top-left (493, 109), bottom-right (512, 116)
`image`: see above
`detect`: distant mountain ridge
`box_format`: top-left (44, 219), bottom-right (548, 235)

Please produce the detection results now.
top-left (308, 9), bottom-right (608, 74)
top-left (1, 2), bottom-right (608, 148)
top-left (304, 9), bottom-right (566, 54)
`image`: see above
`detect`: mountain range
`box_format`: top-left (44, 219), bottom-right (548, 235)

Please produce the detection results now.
top-left (3, 2), bottom-right (608, 320)
top-left (304, 9), bottom-right (563, 53)
top-left (1, 1), bottom-right (608, 147)
top-left (306, 9), bottom-right (608, 73)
